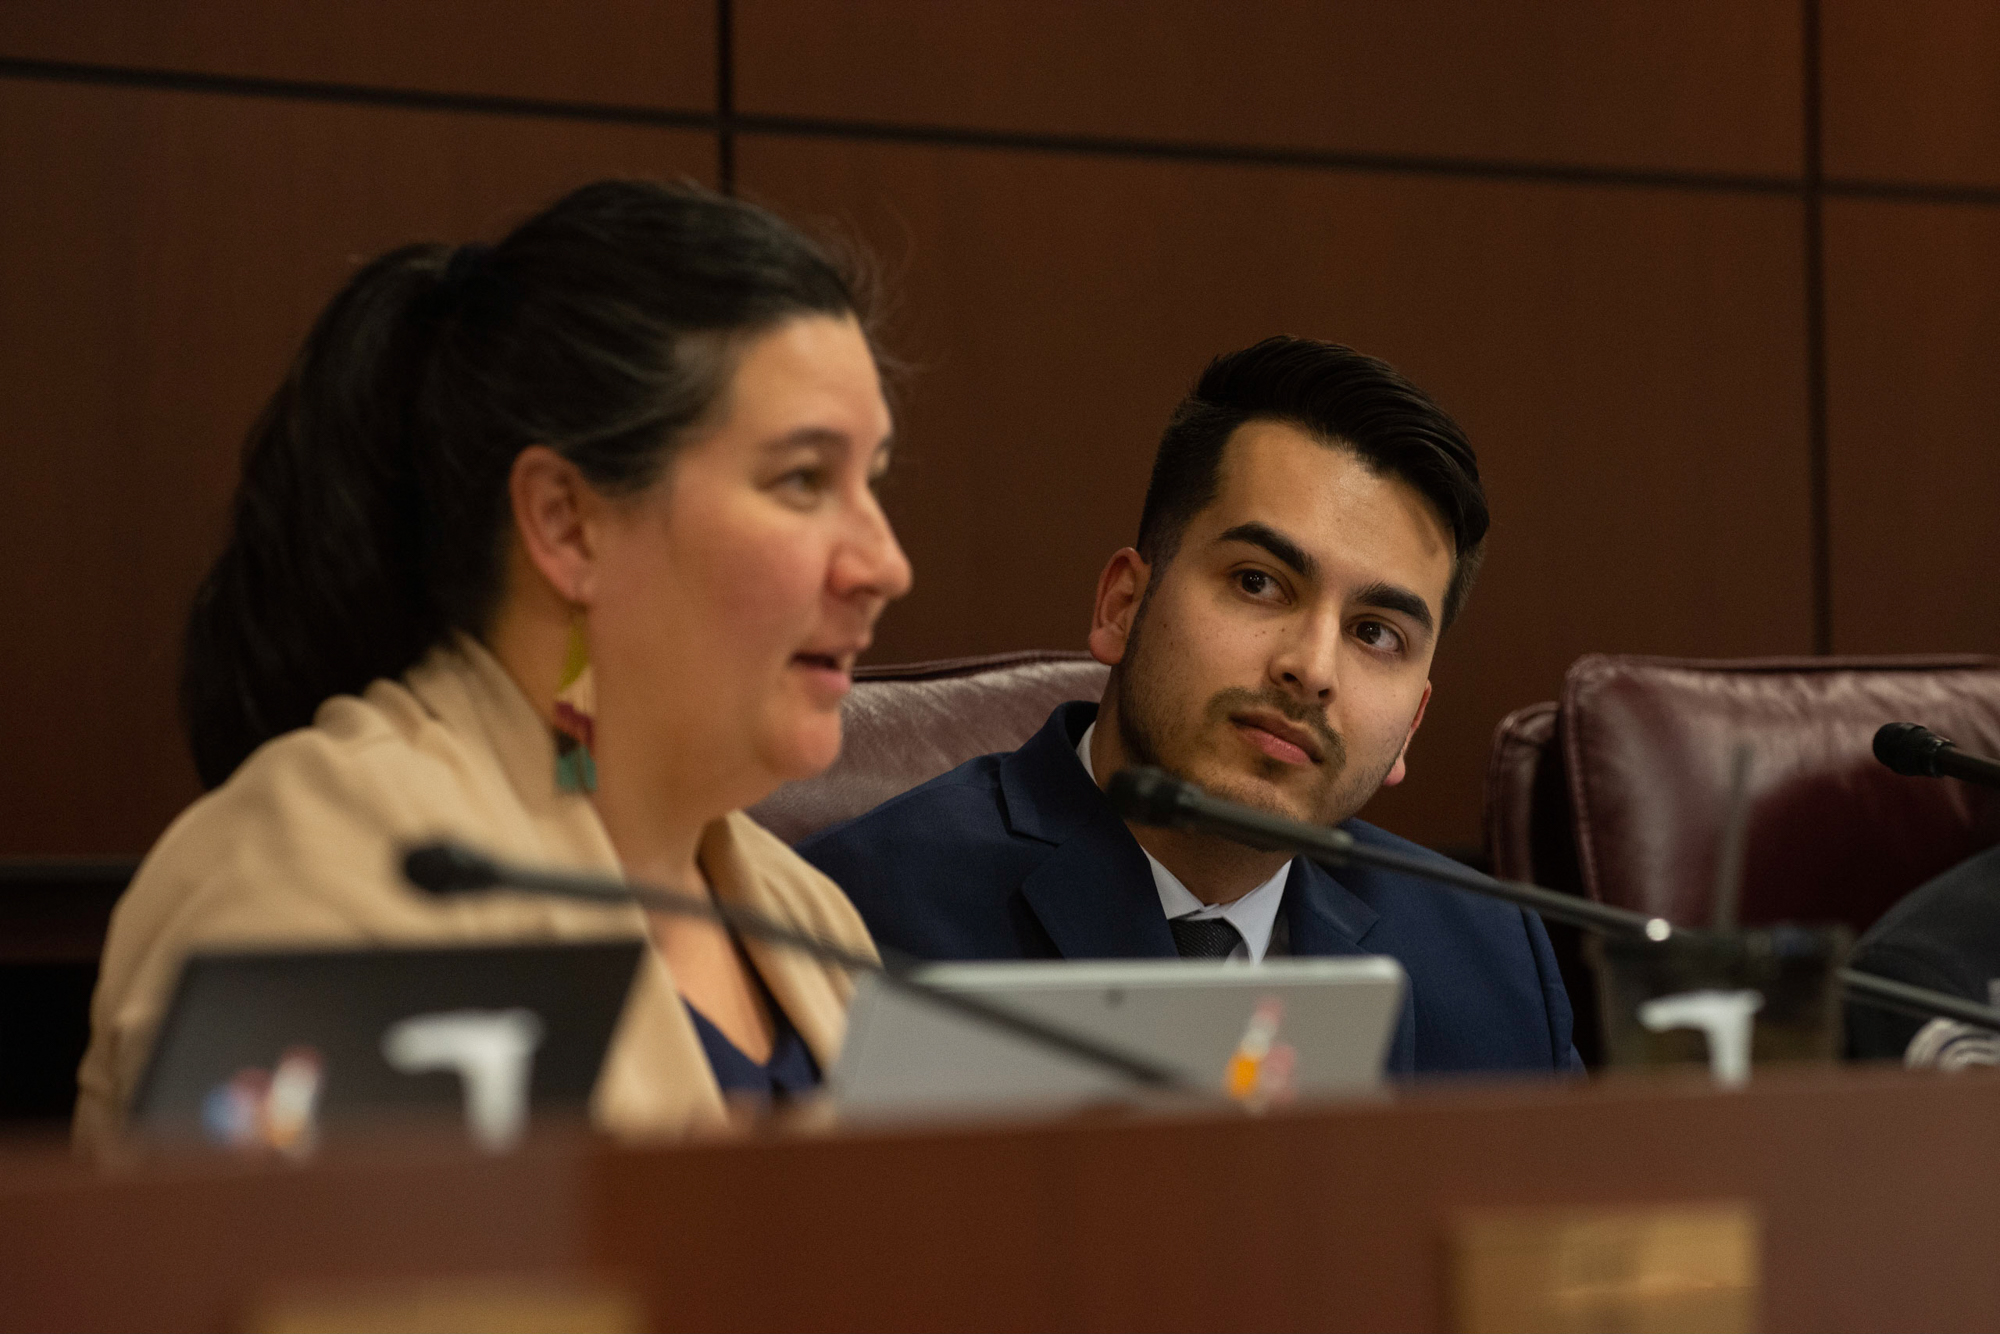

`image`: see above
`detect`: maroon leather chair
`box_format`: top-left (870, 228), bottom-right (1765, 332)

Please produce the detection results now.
top-left (1484, 653), bottom-right (2000, 1065)
top-left (747, 651), bottom-right (1109, 844)
top-left (1486, 654), bottom-right (2000, 933)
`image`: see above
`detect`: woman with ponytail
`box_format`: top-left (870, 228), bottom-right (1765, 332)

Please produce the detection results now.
top-left (77, 180), bottom-right (913, 1147)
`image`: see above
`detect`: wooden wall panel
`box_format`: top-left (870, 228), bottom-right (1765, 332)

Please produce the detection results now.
top-left (0, 0), bottom-right (714, 111)
top-left (1823, 0), bottom-right (2000, 187)
top-left (0, 79), bottom-right (713, 855)
top-left (738, 0), bottom-right (1802, 177)
top-left (741, 138), bottom-right (1813, 849)
top-left (1826, 200), bottom-right (2000, 656)
top-left (16, 3), bottom-right (1980, 859)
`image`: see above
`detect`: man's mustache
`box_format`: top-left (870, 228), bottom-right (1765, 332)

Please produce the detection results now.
top-left (1205, 686), bottom-right (1346, 770)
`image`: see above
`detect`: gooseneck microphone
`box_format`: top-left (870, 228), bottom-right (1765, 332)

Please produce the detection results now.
top-left (404, 843), bottom-right (512, 895)
top-left (1107, 766), bottom-right (1685, 943)
top-left (402, 841), bottom-right (1188, 1093)
top-left (1873, 722), bottom-right (2000, 790)
top-left (1107, 766), bottom-right (2000, 1033)
top-left (404, 841), bottom-right (886, 973)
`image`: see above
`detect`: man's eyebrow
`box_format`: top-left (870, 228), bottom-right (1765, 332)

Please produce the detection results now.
top-left (1215, 522), bottom-right (1318, 581)
top-left (1354, 580), bottom-right (1436, 637)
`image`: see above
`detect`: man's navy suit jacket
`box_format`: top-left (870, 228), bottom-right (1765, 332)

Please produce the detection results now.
top-left (800, 701), bottom-right (1581, 1076)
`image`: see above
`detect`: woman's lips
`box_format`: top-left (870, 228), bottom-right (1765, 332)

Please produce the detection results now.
top-left (791, 651), bottom-right (855, 699)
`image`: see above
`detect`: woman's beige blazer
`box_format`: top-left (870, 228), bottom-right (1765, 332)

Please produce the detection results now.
top-left (74, 635), bottom-right (875, 1151)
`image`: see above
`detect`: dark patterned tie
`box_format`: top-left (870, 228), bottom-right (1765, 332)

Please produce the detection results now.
top-left (1169, 915), bottom-right (1243, 959)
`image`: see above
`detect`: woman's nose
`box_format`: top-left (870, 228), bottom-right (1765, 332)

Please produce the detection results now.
top-left (835, 496), bottom-right (914, 603)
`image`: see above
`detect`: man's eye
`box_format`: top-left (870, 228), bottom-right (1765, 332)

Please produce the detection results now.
top-left (1355, 620), bottom-right (1405, 653)
top-left (1236, 570), bottom-right (1277, 597)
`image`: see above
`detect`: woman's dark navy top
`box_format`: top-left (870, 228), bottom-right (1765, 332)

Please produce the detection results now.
top-left (685, 987), bottom-right (821, 1099)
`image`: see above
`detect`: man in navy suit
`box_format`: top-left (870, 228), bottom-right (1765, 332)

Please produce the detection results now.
top-left (802, 337), bottom-right (1579, 1075)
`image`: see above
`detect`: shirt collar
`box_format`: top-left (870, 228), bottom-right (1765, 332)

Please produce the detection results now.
top-left (1076, 721), bottom-right (1290, 962)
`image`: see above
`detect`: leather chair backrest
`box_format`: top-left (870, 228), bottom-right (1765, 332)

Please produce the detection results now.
top-left (1484, 700), bottom-right (1584, 896)
top-left (746, 651), bottom-right (1110, 844)
top-left (1557, 653), bottom-right (2000, 930)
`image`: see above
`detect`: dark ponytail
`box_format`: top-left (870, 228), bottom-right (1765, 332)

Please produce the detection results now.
top-left (182, 180), bottom-right (864, 788)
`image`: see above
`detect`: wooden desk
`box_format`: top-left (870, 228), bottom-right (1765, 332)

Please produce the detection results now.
top-left (3, 1065), bottom-right (1995, 1332)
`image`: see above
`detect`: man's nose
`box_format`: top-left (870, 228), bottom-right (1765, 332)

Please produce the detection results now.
top-left (1271, 608), bottom-right (1342, 701)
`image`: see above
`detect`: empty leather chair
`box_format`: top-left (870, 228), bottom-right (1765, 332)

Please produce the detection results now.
top-left (747, 651), bottom-right (1109, 844)
top-left (1491, 654), bottom-right (2000, 932)
top-left (1486, 654), bottom-right (2000, 1064)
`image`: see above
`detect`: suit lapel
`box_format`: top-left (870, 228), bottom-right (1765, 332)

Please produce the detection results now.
top-left (1282, 857), bottom-right (1381, 955)
top-left (996, 701), bottom-right (1106, 845)
top-left (1019, 824), bottom-right (1177, 958)
top-left (1284, 857), bottom-right (1417, 1074)
top-left (991, 705), bottom-right (1397, 969)
top-left (1002, 702), bottom-right (1177, 959)
top-left (987, 711), bottom-right (1416, 1070)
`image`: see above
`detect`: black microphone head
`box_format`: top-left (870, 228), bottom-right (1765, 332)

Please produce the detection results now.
top-left (1105, 766), bottom-right (1194, 828)
top-left (1874, 721), bottom-right (1952, 777)
top-left (402, 841), bottom-right (502, 895)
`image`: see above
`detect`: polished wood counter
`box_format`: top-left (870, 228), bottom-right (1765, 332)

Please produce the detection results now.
top-left (2, 1065), bottom-right (1995, 1332)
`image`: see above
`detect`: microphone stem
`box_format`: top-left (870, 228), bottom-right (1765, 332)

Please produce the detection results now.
top-left (1319, 837), bottom-right (1679, 940)
top-left (1839, 967), bottom-right (2000, 1030)
top-left (1290, 822), bottom-right (2000, 1030)
top-left (489, 864), bottom-right (1189, 1091)
top-left (1179, 803), bottom-right (1681, 941)
top-left (1171, 788), bottom-right (2000, 1032)
top-left (501, 864), bottom-right (880, 971)
top-left (1940, 748), bottom-right (2000, 789)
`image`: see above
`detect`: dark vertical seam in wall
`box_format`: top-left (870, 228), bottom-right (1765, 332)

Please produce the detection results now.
top-left (1803, 0), bottom-right (1833, 653)
top-left (716, 0), bottom-right (735, 193)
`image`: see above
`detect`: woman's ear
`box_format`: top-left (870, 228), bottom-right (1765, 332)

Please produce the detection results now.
top-left (509, 446), bottom-right (600, 604)
top-left (1088, 548), bottom-right (1152, 667)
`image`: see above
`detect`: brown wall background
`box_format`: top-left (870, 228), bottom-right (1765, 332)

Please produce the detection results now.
top-left (3, 2), bottom-right (1997, 859)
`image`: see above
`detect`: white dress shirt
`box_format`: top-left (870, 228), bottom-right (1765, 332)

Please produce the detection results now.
top-left (1077, 721), bottom-right (1290, 963)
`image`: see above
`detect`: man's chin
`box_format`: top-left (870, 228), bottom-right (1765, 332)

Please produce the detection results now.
top-left (1181, 763), bottom-right (1344, 828)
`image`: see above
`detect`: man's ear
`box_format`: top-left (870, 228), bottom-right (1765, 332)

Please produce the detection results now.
top-left (509, 445), bottom-right (601, 605)
top-left (1087, 548), bottom-right (1152, 667)
top-left (1380, 681), bottom-right (1433, 788)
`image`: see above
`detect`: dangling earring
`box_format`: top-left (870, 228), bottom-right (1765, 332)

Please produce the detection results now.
top-left (552, 614), bottom-right (598, 794)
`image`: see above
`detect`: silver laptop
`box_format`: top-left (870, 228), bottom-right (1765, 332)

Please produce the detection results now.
top-left (833, 956), bottom-right (1406, 1117)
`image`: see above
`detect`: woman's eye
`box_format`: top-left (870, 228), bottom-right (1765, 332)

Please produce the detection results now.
top-left (776, 467), bottom-right (829, 499)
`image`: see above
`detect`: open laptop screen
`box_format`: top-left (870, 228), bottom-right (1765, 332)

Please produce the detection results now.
top-left (131, 939), bottom-right (642, 1147)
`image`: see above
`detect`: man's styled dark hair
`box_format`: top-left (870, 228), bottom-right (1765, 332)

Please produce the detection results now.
top-left (1133, 336), bottom-right (1489, 629)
